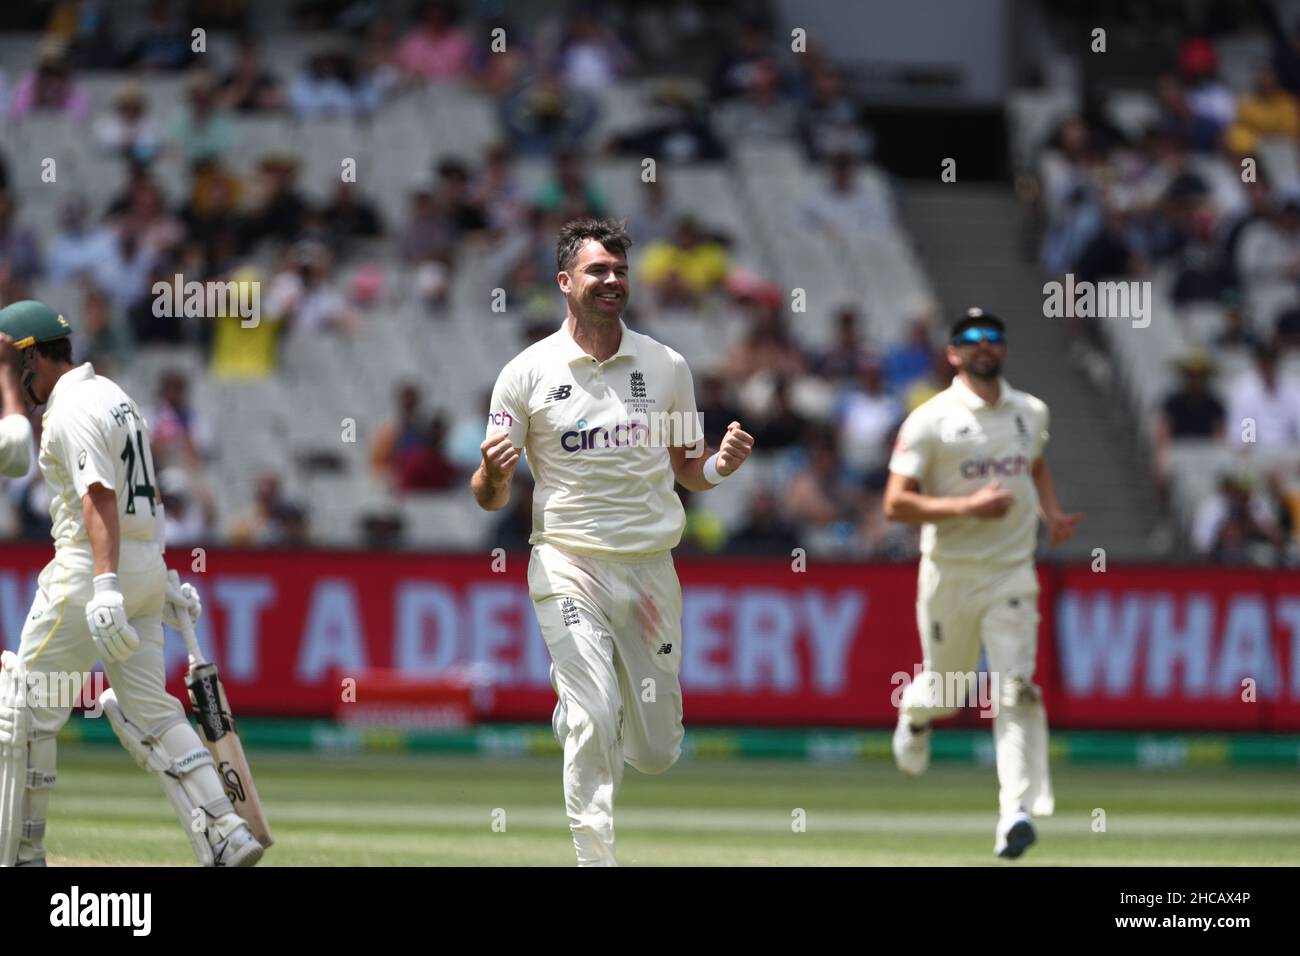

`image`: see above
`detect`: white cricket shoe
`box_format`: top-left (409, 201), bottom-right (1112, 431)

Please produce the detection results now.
top-left (891, 716), bottom-right (930, 775)
top-left (994, 811), bottom-right (1036, 860)
top-left (212, 822), bottom-right (264, 867)
top-left (549, 663), bottom-right (567, 746)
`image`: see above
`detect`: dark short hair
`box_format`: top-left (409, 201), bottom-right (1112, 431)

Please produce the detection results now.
top-left (33, 336), bottom-right (73, 364)
top-left (556, 217), bottom-right (632, 273)
top-left (950, 307), bottom-right (1005, 341)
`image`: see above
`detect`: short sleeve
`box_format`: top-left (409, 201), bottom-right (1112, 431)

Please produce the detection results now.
top-left (486, 360), bottom-right (529, 449)
top-left (50, 406), bottom-right (115, 499)
top-left (0, 414), bottom-right (32, 478)
top-left (888, 409), bottom-right (932, 480)
top-left (667, 349), bottom-right (704, 446)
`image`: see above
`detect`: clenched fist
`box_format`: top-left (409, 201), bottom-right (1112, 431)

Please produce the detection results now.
top-left (716, 421), bottom-right (754, 477)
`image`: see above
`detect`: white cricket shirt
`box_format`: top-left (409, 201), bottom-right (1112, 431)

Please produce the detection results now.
top-left (0, 414), bottom-right (33, 477)
top-left (888, 375), bottom-right (1049, 566)
top-left (487, 318), bottom-right (703, 557)
top-left (39, 362), bottom-right (161, 550)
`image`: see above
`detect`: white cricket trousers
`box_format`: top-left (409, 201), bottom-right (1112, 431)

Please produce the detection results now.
top-left (528, 542), bottom-right (685, 866)
top-left (899, 557), bottom-right (1054, 818)
top-left (13, 540), bottom-right (193, 864)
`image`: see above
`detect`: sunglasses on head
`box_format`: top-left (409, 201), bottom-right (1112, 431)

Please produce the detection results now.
top-left (951, 326), bottom-right (1005, 346)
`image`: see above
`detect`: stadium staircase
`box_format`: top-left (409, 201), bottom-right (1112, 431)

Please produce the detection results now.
top-left (899, 183), bottom-right (1159, 560)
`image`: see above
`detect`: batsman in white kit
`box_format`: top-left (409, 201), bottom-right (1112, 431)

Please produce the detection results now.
top-left (0, 300), bottom-right (263, 867)
top-left (883, 308), bottom-right (1082, 859)
top-left (472, 219), bottom-right (753, 866)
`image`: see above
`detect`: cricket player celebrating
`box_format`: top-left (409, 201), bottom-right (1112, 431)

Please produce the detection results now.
top-left (472, 219), bottom-right (753, 866)
top-left (0, 300), bottom-right (262, 867)
top-left (883, 308), bottom-right (1082, 859)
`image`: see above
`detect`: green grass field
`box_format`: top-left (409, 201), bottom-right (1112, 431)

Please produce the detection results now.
top-left (42, 742), bottom-right (1300, 866)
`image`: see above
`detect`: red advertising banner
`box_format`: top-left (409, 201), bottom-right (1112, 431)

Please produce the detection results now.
top-left (0, 543), bottom-right (1294, 730)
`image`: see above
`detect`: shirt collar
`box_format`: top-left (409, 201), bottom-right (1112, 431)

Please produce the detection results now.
top-left (951, 374), bottom-right (1010, 410)
top-left (558, 317), bottom-right (637, 365)
top-left (47, 362), bottom-right (95, 408)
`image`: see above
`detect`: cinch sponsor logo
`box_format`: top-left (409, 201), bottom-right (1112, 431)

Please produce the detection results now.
top-left (561, 422), bottom-right (650, 452)
top-left (486, 410), bottom-right (514, 428)
top-left (960, 455), bottom-right (1029, 478)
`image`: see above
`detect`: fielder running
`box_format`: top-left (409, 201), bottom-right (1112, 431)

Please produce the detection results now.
top-left (0, 300), bottom-right (262, 867)
top-left (472, 218), bottom-right (753, 866)
top-left (883, 308), bottom-right (1083, 859)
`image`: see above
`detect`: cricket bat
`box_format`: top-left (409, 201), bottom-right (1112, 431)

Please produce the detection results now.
top-left (179, 616), bottom-right (274, 848)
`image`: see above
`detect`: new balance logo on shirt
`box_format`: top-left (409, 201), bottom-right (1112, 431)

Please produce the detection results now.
top-left (545, 385), bottom-right (572, 403)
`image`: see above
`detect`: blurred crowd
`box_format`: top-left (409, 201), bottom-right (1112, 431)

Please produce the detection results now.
top-left (1033, 6), bottom-right (1300, 566)
top-left (0, 0), bottom-right (935, 558)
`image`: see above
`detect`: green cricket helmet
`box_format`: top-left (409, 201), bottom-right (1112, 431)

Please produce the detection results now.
top-left (0, 300), bottom-right (73, 404)
top-left (0, 300), bottom-right (72, 350)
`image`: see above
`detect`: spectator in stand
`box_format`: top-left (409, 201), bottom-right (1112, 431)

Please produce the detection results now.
top-left (728, 488), bottom-right (800, 556)
top-left (752, 377), bottom-right (809, 451)
top-left (1172, 202), bottom-right (1233, 305)
top-left (1225, 341), bottom-right (1300, 448)
top-left (711, 16), bottom-right (778, 101)
top-left (532, 150), bottom-right (608, 219)
top-left (432, 158), bottom-right (490, 242)
top-left (229, 472), bottom-right (305, 546)
top-left (884, 318), bottom-right (936, 396)
top-left (783, 428), bottom-right (862, 540)
top-left (605, 83), bottom-right (727, 163)
top-left (241, 153), bottom-right (308, 247)
top-left (181, 159), bottom-right (243, 259)
top-left (169, 73), bottom-right (236, 164)
top-left (835, 358), bottom-right (901, 479)
top-left (263, 240), bottom-right (359, 336)
top-left (158, 466), bottom-right (216, 548)
top-left (0, 189), bottom-right (43, 301)
top-left (1178, 37), bottom-right (1236, 132)
top-left (558, 8), bottom-right (633, 90)
top-left (322, 181), bottom-right (384, 253)
top-left (1236, 194), bottom-right (1300, 293)
top-left (1038, 117), bottom-right (1103, 273)
top-left (371, 383), bottom-right (428, 484)
top-left (77, 286), bottom-right (130, 375)
top-left (799, 67), bottom-right (873, 163)
top-left (640, 215), bottom-right (730, 310)
top-left (713, 56), bottom-right (797, 144)
top-left (93, 82), bottom-right (161, 162)
top-left (46, 196), bottom-right (108, 283)
top-left (1153, 350), bottom-right (1225, 502)
top-left (8, 42), bottom-right (88, 121)
top-left (628, 176), bottom-right (672, 246)
top-left (1153, 73), bottom-right (1225, 153)
top-left (500, 69), bottom-right (600, 157)
top-left (1192, 472), bottom-right (1284, 564)
top-left (817, 306), bottom-right (878, 382)
top-left (397, 412), bottom-right (457, 492)
top-left (1218, 296), bottom-right (1265, 351)
top-left (218, 37), bottom-right (285, 113)
top-left (396, 0), bottom-right (472, 82)
top-left (92, 216), bottom-right (160, 316)
top-left (121, 0), bottom-right (196, 71)
top-left (698, 372), bottom-right (746, 442)
top-left (1225, 63), bottom-right (1299, 154)
top-left (471, 143), bottom-right (525, 234)
top-left (727, 305), bottom-right (807, 386)
top-left (398, 181), bottom-right (452, 264)
top-left (1218, 176), bottom-right (1274, 296)
top-left (149, 370), bottom-right (213, 470)
top-left (289, 49), bottom-right (392, 119)
top-left (798, 151), bottom-right (896, 240)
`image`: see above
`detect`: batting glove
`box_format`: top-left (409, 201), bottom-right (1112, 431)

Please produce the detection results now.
top-left (86, 573), bottom-right (140, 663)
top-left (163, 569), bottom-right (202, 630)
